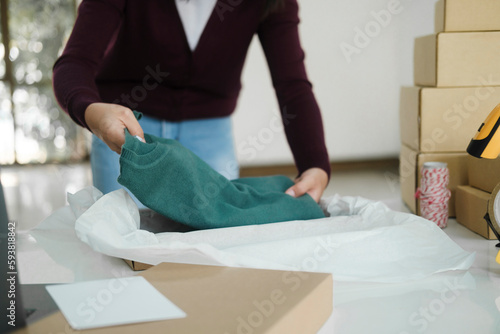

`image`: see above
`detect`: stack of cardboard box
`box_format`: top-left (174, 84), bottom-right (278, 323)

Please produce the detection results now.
top-left (400, 0), bottom-right (500, 217)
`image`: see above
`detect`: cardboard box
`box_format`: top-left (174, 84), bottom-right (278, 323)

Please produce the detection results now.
top-left (400, 86), bottom-right (500, 152)
top-left (435, 0), bottom-right (500, 32)
top-left (124, 259), bottom-right (153, 271)
top-left (468, 155), bottom-right (500, 193)
top-left (455, 185), bottom-right (496, 239)
top-left (14, 262), bottom-right (333, 334)
top-left (414, 32), bottom-right (500, 87)
top-left (434, 0), bottom-right (445, 33)
top-left (400, 144), bottom-right (469, 216)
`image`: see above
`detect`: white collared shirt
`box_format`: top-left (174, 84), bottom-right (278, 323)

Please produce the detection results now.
top-left (175, 0), bottom-right (218, 51)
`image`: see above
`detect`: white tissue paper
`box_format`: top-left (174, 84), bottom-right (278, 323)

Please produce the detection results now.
top-left (31, 187), bottom-right (474, 282)
top-left (47, 186), bottom-right (475, 283)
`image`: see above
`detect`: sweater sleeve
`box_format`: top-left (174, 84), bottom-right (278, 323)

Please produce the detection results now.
top-left (52, 0), bottom-right (126, 129)
top-left (257, 0), bottom-right (330, 178)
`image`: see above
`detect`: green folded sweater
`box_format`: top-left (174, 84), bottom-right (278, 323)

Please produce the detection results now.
top-left (118, 125), bottom-right (325, 230)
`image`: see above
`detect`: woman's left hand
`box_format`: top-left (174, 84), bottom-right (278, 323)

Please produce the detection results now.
top-left (285, 167), bottom-right (329, 203)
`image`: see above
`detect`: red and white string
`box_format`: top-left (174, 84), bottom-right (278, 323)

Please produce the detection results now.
top-left (415, 163), bottom-right (451, 228)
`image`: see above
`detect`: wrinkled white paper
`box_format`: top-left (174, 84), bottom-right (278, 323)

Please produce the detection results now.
top-left (31, 187), bottom-right (474, 282)
top-left (47, 186), bottom-right (475, 283)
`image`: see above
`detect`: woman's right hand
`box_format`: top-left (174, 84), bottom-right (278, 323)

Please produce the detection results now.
top-left (84, 103), bottom-right (145, 154)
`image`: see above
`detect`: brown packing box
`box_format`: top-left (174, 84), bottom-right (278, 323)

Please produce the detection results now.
top-left (124, 259), bottom-right (153, 271)
top-left (455, 185), bottom-right (496, 239)
top-left (400, 86), bottom-right (500, 152)
top-left (14, 262), bottom-right (333, 334)
top-left (468, 155), bottom-right (500, 193)
top-left (414, 32), bottom-right (500, 87)
top-left (435, 0), bottom-right (500, 32)
top-left (400, 144), bottom-right (468, 217)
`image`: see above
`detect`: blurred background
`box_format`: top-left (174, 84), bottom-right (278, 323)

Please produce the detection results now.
top-left (0, 0), bottom-right (437, 166)
top-left (0, 0), bottom-right (436, 228)
top-left (0, 0), bottom-right (85, 165)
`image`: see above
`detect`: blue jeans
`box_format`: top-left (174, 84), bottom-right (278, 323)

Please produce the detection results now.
top-left (91, 115), bottom-right (239, 207)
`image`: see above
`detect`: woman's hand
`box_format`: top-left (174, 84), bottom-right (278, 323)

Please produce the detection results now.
top-left (285, 167), bottom-right (329, 202)
top-left (84, 103), bottom-right (145, 153)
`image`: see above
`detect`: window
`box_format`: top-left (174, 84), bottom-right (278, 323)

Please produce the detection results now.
top-left (0, 0), bottom-right (87, 165)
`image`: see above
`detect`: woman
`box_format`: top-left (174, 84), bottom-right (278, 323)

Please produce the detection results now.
top-left (53, 0), bottom-right (330, 203)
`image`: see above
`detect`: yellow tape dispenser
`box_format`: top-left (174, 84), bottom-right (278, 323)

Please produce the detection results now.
top-left (467, 103), bottom-right (500, 159)
top-left (468, 104), bottom-right (500, 264)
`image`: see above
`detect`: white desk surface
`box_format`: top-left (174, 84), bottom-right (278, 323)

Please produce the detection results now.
top-left (7, 165), bottom-right (500, 333)
top-left (17, 218), bottom-right (500, 334)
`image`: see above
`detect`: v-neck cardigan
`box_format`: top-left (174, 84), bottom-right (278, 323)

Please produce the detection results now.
top-left (53, 0), bottom-right (330, 177)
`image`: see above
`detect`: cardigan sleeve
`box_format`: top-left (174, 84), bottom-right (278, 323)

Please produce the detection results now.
top-left (52, 0), bottom-right (126, 129)
top-left (257, 0), bottom-right (330, 178)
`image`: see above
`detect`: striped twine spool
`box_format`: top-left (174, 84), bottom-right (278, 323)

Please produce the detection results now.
top-left (415, 162), bottom-right (451, 228)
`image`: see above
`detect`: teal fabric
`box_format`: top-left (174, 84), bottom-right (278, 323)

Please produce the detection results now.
top-left (118, 130), bottom-right (325, 230)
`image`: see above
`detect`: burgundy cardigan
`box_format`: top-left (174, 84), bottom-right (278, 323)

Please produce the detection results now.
top-left (53, 0), bottom-right (330, 177)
